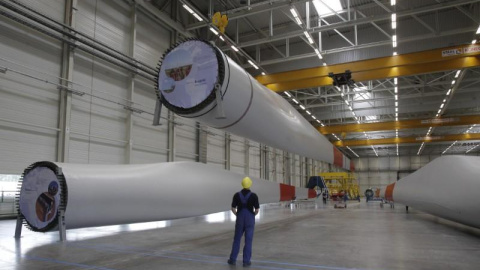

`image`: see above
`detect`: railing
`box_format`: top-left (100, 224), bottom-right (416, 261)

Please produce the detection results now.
top-left (0, 190), bottom-right (17, 217)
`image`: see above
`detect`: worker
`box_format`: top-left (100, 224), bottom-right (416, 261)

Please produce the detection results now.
top-left (228, 176), bottom-right (259, 267)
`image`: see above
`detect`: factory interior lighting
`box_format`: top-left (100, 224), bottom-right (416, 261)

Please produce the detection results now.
top-left (312, 0), bottom-right (343, 17)
top-left (182, 4), bottom-right (203, 22)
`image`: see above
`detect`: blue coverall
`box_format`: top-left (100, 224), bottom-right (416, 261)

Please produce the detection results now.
top-left (229, 192), bottom-right (255, 264)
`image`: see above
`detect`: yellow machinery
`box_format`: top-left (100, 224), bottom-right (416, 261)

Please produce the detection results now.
top-left (319, 172), bottom-right (360, 200)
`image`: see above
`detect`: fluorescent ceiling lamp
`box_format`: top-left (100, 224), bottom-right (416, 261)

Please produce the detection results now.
top-left (344, 100), bottom-right (349, 105)
top-left (394, 87), bottom-right (398, 93)
top-left (182, 4), bottom-right (204, 22)
top-left (437, 109), bottom-right (441, 114)
top-left (285, 92), bottom-right (291, 97)
top-left (455, 70), bottom-right (461, 78)
top-left (391, 0), bottom-right (396, 6)
top-left (231, 45), bottom-right (239, 52)
top-left (219, 36), bottom-right (225, 41)
top-left (318, 54), bottom-right (323, 59)
top-left (440, 103), bottom-right (444, 108)
top-left (290, 8), bottom-right (303, 25)
top-left (312, 0), bottom-right (343, 17)
top-left (393, 52), bottom-right (397, 56)
top-left (392, 21), bottom-right (396, 29)
top-left (299, 105), bottom-right (306, 110)
top-left (395, 94), bottom-right (398, 100)
top-left (316, 119), bottom-right (320, 123)
top-left (247, 60), bottom-right (259, 69)
top-left (473, 39), bottom-right (478, 44)
top-left (304, 31), bottom-right (314, 44)
top-left (349, 106), bottom-right (353, 111)
top-left (323, 62), bottom-right (327, 66)
top-left (209, 27), bottom-right (218, 35)
top-left (321, 123), bottom-right (325, 126)
top-left (261, 72), bottom-right (266, 75)
top-left (306, 111), bottom-right (311, 115)
top-left (394, 78), bottom-right (398, 85)
top-left (451, 80), bottom-right (456, 85)
top-left (446, 89), bottom-right (451, 95)
top-left (395, 101), bottom-right (398, 106)
top-left (312, 116), bottom-right (316, 119)
top-left (192, 13), bottom-right (203, 22)
top-left (182, 4), bottom-right (194, 13)
top-left (292, 98), bottom-right (299, 104)
top-left (477, 25), bottom-right (480, 34)
top-left (314, 49), bottom-right (320, 54)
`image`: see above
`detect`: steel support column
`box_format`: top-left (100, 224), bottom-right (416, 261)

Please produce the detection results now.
top-left (125, 4), bottom-right (137, 164)
top-left (57, 0), bottom-right (77, 162)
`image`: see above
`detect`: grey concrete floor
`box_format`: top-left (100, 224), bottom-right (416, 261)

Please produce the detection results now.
top-left (1, 200), bottom-right (479, 270)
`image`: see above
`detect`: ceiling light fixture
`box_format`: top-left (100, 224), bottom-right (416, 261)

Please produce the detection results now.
top-left (247, 60), bottom-right (259, 69)
top-left (209, 27), bottom-right (218, 35)
top-left (304, 31), bottom-right (314, 44)
top-left (391, 13), bottom-right (396, 29)
top-left (182, 4), bottom-right (204, 22)
top-left (290, 7), bottom-right (303, 25)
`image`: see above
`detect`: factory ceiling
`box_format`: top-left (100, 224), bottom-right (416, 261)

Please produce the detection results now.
top-left (149, 0), bottom-right (480, 158)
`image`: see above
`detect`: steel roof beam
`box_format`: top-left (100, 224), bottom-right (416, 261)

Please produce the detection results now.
top-left (242, 26), bottom-right (476, 68)
top-left (227, 0), bottom-right (478, 49)
top-left (303, 87), bottom-right (479, 108)
top-left (186, 0), bottom-right (311, 31)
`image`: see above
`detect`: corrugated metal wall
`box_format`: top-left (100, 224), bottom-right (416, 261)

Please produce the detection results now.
top-left (0, 0), bottom-right (347, 191)
top-left (0, 0), bottom-right (64, 173)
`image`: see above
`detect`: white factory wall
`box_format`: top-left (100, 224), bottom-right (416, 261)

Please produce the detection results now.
top-left (352, 155), bottom-right (440, 194)
top-left (0, 0), bottom-right (341, 214)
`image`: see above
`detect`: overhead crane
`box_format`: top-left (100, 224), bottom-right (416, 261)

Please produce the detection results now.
top-left (255, 44), bottom-right (480, 92)
top-left (318, 115), bottom-right (480, 134)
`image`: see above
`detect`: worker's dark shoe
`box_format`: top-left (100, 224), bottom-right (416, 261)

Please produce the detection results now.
top-left (243, 262), bottom-right (251, 267)
top-left (227, 259), bottom-right (236, 265)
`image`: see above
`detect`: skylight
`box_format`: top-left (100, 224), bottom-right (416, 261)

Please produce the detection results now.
top-left (312, 0), bottom-right (343, 17)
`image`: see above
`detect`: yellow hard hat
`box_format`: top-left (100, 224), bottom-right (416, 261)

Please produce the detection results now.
top-left (242, 177), bottom-right (252, 189)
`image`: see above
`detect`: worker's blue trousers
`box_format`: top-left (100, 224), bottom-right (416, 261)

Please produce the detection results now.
top-left (229, 209), bottom-right (255, 264)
